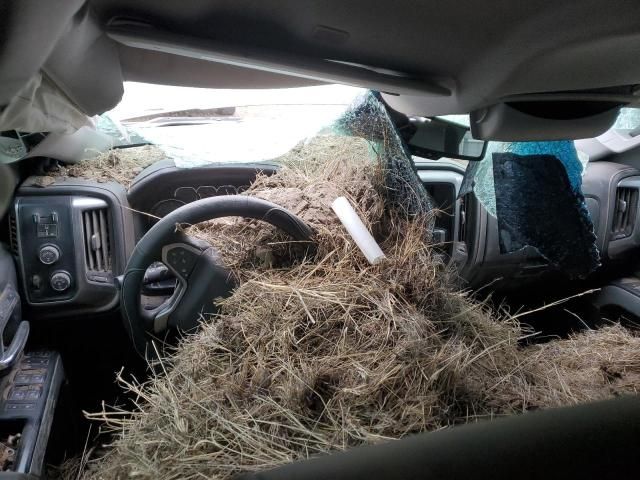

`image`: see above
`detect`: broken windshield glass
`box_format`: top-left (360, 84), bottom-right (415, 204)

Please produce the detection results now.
top-left (460, 140), bottom-right (599, 277)
top-left (98, 84), bottom-right (365, 167)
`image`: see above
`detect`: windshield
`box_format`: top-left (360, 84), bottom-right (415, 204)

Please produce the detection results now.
top-left (97, 83), bottom-right (638, 170)
top-left (100, 83), bottom-right (365, 167)
top-left (611, 107), bottom-right (640, 131)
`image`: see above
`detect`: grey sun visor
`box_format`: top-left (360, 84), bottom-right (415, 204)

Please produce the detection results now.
top-left (460, 141), bottom-right (600, 277)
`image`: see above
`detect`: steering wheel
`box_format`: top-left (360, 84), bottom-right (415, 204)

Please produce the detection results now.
top-left (120, 195), bottom-right (314, 354)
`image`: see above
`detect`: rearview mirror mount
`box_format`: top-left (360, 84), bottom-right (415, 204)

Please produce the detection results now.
top-left (407, 117), bottom-right (487, 161)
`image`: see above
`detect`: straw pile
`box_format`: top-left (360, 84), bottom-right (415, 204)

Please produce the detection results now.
top-left (51, 145), bottom-right (168, 187)
top-left (187, 135), bottom-right (384, 270)
top-left (64, 133), bottom-right (640, 480)
top-left (521, 324), bottom-right (640, 407)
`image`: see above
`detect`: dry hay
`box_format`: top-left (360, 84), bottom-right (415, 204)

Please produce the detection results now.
top-left (522, 325), bottom-right (640, 407)
top-left (187, 135), bottom-right (383, 270)
top-left (51, 145), bottom-right (168, 187)
top-left (72, 135), bottom-right (640, 480)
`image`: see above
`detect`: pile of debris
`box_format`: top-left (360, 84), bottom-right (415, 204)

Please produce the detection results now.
top-left (187, 135), bottom-right (384, 270)
top-left (72, 133), bottom-right (639, 480)
top-left (50, 145), bottom-right (168, 187)
top-left (0, 433), bottom-right (19, 472)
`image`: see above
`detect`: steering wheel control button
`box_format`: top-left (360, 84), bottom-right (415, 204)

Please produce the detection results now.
top-left (38, 244), bottom-right (61, 265)
top-left (50, 271), bottom-right (72, 292)
top-left (165, 246), bottom-right (200, 279)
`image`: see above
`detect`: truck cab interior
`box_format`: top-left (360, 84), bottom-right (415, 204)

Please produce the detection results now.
top-left (1, 0), bottom-right (640, 478)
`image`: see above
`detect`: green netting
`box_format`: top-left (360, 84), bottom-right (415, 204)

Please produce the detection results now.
top-left (331, 92), bottom-right (435, 226)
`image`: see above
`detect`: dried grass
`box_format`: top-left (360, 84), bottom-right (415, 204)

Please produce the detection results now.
top-left (51, 145), bottom-right (168, 187)
top-left (71, 135), bottom-right (640, 480)
top-left (522, 325), bottom-right (640, 407)
top-left (187, 136), bottom-right (383, 270)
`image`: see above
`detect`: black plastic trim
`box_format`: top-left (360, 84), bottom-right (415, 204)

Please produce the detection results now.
top-left (14, 178), bottom-right (136, 318)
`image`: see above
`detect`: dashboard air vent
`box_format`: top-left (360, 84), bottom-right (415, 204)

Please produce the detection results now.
top-left (82, 208), bottom-right (112, 272)
top-left (611, 186), bottom-right (638, 240)
top-left (458, 193), bottom-right (471, 243)
top-left (8, 213), bottom-right (18, 255)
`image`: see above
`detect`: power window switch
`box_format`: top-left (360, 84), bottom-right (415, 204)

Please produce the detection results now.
top-left (8, 389), bottom-right (26, 401)
top-left (5, 403), bottom-right (35, 411)
top-left (26, 389), bottom-right (41, 400)
top-left (15, 373), bottom-right (45, 384)
top-left (25, 358), bottom-right (49, 367)
top-left (25, 350), bottom-right (51, 358)
top-left (15, 374), bottom-right (30, 384)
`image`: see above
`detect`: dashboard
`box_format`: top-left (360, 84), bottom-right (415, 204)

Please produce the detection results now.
top-left (6, 158), bottom-right (640, 319)
top-left (9, 179), bottom-right (135, 317)
top-left (7, 162), bottom-right (275, 319)
top-left (419, 160), bottom-right (640, 290)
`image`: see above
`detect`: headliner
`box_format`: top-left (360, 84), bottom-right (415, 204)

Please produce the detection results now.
top-left (3, 0), bottom-right (640, 118)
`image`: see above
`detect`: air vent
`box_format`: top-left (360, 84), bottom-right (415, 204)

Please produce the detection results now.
top-left (458, 193), bottom-right (470, 243)
top-left (8, 214), bottom-right (18, 255)
top-left (611, 186), bottom-right (638, 240)
top-left (82, 208), bottom-right (112, 273)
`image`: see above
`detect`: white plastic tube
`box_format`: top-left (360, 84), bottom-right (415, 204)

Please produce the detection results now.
top-left (331, 196), bottom-right (386, 265)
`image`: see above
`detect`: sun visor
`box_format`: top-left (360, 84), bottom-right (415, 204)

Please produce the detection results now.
top-left (470, 102), bottom-right (621, 141)
top-left (0, 73), bottom-right (93, 134)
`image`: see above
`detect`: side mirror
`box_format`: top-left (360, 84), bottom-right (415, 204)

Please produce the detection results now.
top-left (407, 117), bottom-right (487, 161)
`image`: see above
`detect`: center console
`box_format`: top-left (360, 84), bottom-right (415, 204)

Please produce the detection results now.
top-left (0, 283), bottom-right (64, 478)
top-left (0, 350), bottom-right (64, 477)
top-left (594, 277), bottom-right (640, 318)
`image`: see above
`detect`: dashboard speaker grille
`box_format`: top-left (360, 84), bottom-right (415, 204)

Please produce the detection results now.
top-left (611, 186), bottom-right (638, 240)
top-left (82, 208), bottom-right (112, 272)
